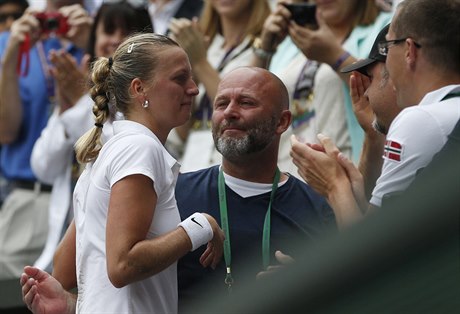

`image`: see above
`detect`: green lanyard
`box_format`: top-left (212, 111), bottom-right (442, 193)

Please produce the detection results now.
top-left (218, 168), bottom-right (280, 293)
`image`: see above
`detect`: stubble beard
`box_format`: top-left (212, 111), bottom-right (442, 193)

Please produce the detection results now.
top-left (213, 116), bottom-right (277, 162)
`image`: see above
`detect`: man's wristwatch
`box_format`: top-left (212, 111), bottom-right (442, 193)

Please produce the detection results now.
top-left (252, 37), bottom-right (275, 59)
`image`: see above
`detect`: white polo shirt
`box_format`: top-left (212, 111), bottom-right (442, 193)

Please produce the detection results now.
top-left (371, 84), bottom-right (460, 206)
top-left (73, 120), bottom-right (181, 314)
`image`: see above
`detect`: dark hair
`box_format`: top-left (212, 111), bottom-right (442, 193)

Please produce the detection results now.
top-left (393, 0), bottom-right (460, 74)
top-left (75, 33), bottom-right (180, 163)
top-left (0, 0), bottom-right (28, 11)
top-left (87, 1), bottom-right (153, 61)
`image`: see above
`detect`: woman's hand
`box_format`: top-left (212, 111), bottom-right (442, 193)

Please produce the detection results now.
top-left (50, 50), bottom-right (90, 113)
top-left (199, 213), bottom-right (225, 269)
top-left (258, 2), bottom-right (292, 52)
top-left (20, 266), bottom-right (75, 314)
top-left (60, 4), bottom-right (93, 49)
top-left (49, 50), bottom-right (89, 113)
top-left (7, 10), bottom-right (41, 50)
top-left (288, 11), bottom-right (344, 66)
top-left (169, 17), bottom-right (208, 66)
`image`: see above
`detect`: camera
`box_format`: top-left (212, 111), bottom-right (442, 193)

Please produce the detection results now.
top-left (282, 3), bottom-right (317, 27)
top-left (34, 12), bottom-right (69, 36)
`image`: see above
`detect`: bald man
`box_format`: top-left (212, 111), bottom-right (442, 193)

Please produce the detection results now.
top-left (176, 67), bottom-right (334, 310)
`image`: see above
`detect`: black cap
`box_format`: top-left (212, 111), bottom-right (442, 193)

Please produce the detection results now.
top-left (341, 24), bottom-right (390, 75)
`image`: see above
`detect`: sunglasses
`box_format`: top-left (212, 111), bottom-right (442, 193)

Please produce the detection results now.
top-left (378, 38), bottom-right (422, 56)
top-left (0, 12), bottom-right (22, 23)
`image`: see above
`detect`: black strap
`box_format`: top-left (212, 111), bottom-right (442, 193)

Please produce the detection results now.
top-left (9, 180), bottom-right (52, 192)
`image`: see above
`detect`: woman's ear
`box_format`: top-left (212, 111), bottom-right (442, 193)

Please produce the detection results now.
top-left (130, 78), bottom-right (144, 96)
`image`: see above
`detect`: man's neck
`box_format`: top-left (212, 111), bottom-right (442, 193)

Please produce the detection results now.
top-left (406, 74), bottom-right (460, 107)
top-left (221, 159), bottom-right (287, 184)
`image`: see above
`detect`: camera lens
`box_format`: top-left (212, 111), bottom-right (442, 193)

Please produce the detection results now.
top-left (46, 17), bottom-right (59, 30)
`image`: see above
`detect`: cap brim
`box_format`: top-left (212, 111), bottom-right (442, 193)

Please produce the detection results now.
top-left (340, 58), bottom-right (376, 75)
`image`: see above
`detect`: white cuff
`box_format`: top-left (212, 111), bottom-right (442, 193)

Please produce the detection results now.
top-left (178, 212), bottom-right (213, 251)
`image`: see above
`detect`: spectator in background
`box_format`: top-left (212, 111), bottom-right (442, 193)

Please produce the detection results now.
top-left (148, 0), bottom-right (203, 35)
top-left (0, 0), bottom-right (28, 207)
top-left (253, 0), bottom-right (392, 179)
top-left (291, 0), bottom-right (460, 227)
top-left (0, 0), bottom-right (91, 280)
top-left (291, 24), bottom-right (400, 228)
top-left (30, 0), bottom-right (152, 274)
top-left (339, 24), bottom-right (401, 201)
top-left (0, 0), bottom-right (28, 33)
top-left (168, 0), bottom-right (271, 169)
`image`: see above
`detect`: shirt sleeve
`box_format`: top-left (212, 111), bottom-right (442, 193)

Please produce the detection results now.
top-left (370, 107), bottom-right (447, 206)
top-left (107, 134), bottom-right (168, 196)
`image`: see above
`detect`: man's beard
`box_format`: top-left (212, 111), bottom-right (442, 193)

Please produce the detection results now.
top-left (213, 116), bottom-right (277, 161)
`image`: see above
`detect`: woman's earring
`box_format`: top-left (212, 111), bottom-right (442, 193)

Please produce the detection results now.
top-left (142, 99), bottom-right (149, 108)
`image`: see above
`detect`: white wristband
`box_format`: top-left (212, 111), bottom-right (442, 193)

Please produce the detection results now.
top-left (178, 212), bottom-right (213, 251)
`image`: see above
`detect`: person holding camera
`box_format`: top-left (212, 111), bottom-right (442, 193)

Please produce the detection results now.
top-left (0, 0), bottom-right (91, 280)
top-left (251, 0), bottom-right (392, 179)
top-left (0, 0), bottom-right (29, 210)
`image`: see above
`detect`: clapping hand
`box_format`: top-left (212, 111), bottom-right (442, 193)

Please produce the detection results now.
top-left (256, 251), bottom-right (295, 280)
top-left (50, 50), bottom-right (90, 113)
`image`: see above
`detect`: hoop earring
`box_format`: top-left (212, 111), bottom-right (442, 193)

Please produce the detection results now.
top-left (142, 99), bottom-right (149, 108)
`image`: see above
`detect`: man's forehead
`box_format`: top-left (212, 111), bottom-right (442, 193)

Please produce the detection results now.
top-left (218, 76), bottom-right (264, 95)
top-left (215, 86), bottom-right (258, 100)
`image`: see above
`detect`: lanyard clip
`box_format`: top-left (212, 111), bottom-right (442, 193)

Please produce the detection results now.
top-left (224, 267), bottom-right (234, 294)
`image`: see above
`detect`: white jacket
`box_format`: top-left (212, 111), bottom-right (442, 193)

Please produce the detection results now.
top-left (31, 94), bottom-right (113, 270)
